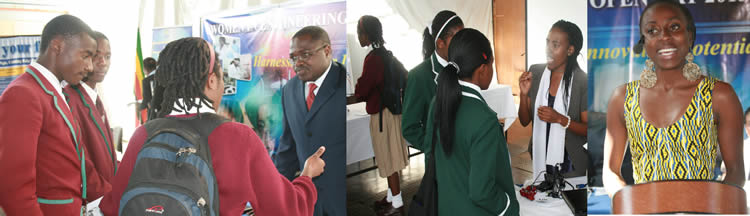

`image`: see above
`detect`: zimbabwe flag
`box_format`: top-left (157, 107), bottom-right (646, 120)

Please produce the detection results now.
top-left (134, 29), bottom-right (147, 126)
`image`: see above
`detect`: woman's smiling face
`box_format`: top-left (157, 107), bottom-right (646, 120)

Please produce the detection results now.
top-left (641, 3), bottom-right (693, 71)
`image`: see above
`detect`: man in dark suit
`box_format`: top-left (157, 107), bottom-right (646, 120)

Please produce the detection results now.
top-left (274, 26), bottom-right (346, 216)
top-left (139, 57), bottom-right (157, 119)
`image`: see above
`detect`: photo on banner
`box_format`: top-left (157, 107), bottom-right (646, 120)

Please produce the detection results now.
top-left (201, 0), bottom-right (347, 155)
top-left (0, 35), bottom-right (40, 94)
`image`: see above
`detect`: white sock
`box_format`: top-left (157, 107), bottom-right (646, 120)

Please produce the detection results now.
top-left (391, 192), bottom-right (403, 208)
top-left (386, 188), bottom-right (393, 202)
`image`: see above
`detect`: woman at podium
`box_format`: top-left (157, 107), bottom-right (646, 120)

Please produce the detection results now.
top-left (602, 0), bottom-right (745, 197)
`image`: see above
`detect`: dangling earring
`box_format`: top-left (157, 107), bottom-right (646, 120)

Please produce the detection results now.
top-left (640, 58), bottom-right (656, 88)
top-left (683, 52), bottom-right (701, 82)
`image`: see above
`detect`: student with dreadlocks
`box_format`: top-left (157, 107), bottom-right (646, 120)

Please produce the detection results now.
top-left (62, 30), bottom-right (116, 215)
top-left (402, 10), bottom-right (464, 158)
top-left (0, 14), bottom-right (111, 216)
top-left (100, 37), bottom-right (326, 215)
top-left (518, 20), bottom-right (588, 181)
top-left (353, 15), bottom-right (409, 215)
top-left (424, 28), bottom-right (519, 215)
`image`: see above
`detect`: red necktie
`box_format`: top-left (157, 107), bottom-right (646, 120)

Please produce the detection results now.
top-left (307, 83), bottom-right (317, 110)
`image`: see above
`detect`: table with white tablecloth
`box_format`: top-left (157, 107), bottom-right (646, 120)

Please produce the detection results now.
top-left (517, 176), bottom-right (587, 216)
top-left (345, 84), bottom-right (517, 165)
top-left (515, 186), bottom-right (575, 216)
top-left (346, 102), bottom-right (375, 165)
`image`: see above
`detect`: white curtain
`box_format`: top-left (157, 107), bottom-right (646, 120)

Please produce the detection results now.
top-left (384, 0), bottom-right (493, 40)
top-left (347, 0), bottom-right (494, 91)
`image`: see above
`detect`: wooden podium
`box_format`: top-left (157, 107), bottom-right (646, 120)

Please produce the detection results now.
top-left (612, 180), bottom-right (748, 214)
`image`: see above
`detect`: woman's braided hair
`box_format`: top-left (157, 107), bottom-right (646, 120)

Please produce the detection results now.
top-left (149, 37), bottom-right (221, 119)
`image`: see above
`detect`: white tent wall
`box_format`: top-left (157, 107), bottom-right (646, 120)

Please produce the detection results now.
top-left (346, 0), bottom-right (495, 91)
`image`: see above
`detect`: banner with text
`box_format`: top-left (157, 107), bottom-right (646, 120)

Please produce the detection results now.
top-left (201, 1), bottom-right (347, 154)
top-left (588, 0), bottom-right (749, 114)
top-left (0, 35), bottom-right (41, 94)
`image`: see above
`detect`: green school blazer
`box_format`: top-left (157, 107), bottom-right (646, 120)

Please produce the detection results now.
top-left (425, 85), bottom-right (520, 216)
top-left (402, 54), bottom-right (443, 155)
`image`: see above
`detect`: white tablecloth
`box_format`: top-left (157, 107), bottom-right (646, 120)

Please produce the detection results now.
top-left (516, 185), bottom-right (573, 216)
top-left (345, 84), bottom-right (517, 165)
top-left (516, 176), bottom-right (586, 216)
top-left (346, 102), bottom-right (374, 165)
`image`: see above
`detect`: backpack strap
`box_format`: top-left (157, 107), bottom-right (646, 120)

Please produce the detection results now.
top-left (375, 47), bottom-right (392, 133)
top-left (144, 114), bottom-right (227, 146)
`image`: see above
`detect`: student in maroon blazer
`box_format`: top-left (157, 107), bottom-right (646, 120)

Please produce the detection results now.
top-left (64, 31), bottom-right (117, 182)
top-left (63, 31), bottom-right (116, 213)
top-left (100, 37), bottom-right (326, 216)
top-left (0, 15), bottom-right (111, 216)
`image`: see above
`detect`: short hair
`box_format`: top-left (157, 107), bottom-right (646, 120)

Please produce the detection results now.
top-left (90, 31), bottom-right (108, 41)
top-left (143, 57), bottom-right (157, 72)
top-left (40, 14), bottom-right (93, 53)
top-left (292, 26), bottom-right (330, 45)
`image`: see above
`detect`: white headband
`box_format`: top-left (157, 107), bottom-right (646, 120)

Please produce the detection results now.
top-left (448, 61), bottom-right (460, 74)
top-left (427, 22), bottom-right (433, 37)
top-left (435, 15), bottom-right (459, 43)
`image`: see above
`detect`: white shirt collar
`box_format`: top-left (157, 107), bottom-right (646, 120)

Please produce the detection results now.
top-left (31, 61), bottom-right (68, 107)
top-left (305, 61), bottom-right (332, 98)
top-left (81, 82), bottom-right (98, 105)
top-left (434, 51), bottom-right (448, 67)
top-left (458, 80), bottom-right (481, 93)
top-left (458, 80), bottom-right (484, 102)
top-left (168, 98), bottom-right (216, 115)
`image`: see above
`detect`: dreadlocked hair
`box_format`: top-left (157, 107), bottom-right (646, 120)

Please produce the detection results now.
top-left (551, 20), bottom-right (583, 110)
top-left (149, 37), bottom-right (220, 119)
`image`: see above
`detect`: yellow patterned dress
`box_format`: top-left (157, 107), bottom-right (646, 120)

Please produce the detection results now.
top-left (624, 77), bottom-right (719, 183)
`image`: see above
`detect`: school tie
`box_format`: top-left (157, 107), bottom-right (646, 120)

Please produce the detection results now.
top-left (307, 83), bottom-right (317, 110)
top-left (95, 97), bottom-right (107, 124)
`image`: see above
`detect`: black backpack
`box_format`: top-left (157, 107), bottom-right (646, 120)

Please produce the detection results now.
top-left (119, 113), bottom-right (227, 216)
top-left (374, 47), bottom-right (408, 132)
